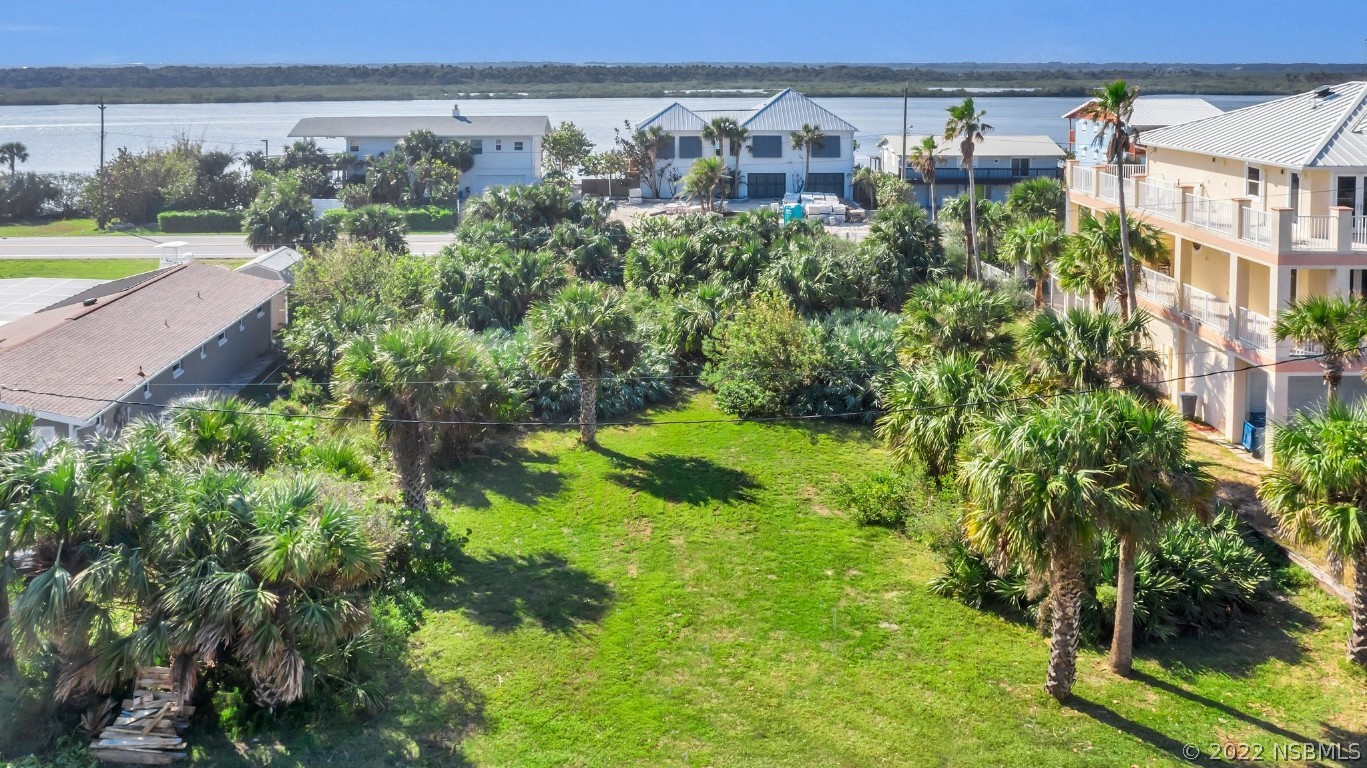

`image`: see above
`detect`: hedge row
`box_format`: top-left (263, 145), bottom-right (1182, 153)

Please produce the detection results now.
top-left (157, 209), bottom-right (244, 233)
top-left (324, 205), bottom-right (454, 231)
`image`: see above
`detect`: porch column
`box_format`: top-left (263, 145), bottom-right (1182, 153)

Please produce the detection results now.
top-left (1227, 253), bottom-right (1243, 338)
top-left (1226, 355), bottom-right (1248, 444)
top-left (1263, 370), bottom-right (1291, 466)
top-left (1270, 207), bottom-right (1295, 255)
top-left (1331, 206), bottom-right (1354, 252)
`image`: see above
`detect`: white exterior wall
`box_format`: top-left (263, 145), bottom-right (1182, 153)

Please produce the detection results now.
top-left (346, 134), bottom-right (544, 195)
top-left (653, 130), bottom-right (855, 199)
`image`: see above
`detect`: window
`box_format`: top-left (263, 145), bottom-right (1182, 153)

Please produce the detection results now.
top-left (470, 139), bottom-right (483, 155)
top-left (656, 137), bottom-right (675, 160)
top-left (199, 345), bottom-right (207, 360)
top-left (514, 141), bottom-right (524, 151)
top-left (349, 144), bottom-right (359, 152)
top-left (217, 331), bottom-right (228, 346)
top-left (1351, 269), bottom-right (1367, 299)
top-left (809, 135), bottom-right (840, 159)
top-left (750, 135), bottom-right (782, 158)
top-left (496, 140), bottom-right (503, 151)
top-left (172, 361), bottom-right (184, 379)
top-left (1338, 176), bottom-right (1358, 209)
top-left (1011, 158), bottom-right (1031, 176)
top-left (256, 303), bottom-right (266, 318)
top-left (678, 136), bottom-right (703, 159)
top-left (1245, 165), bottom-right (1262, 198)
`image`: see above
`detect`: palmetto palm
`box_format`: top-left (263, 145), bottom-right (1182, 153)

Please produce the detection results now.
top-left (0, 141), bottom-right (28, 176)
top-left (1059, 210), bottom-right (1167, 318)
top-left (1272, 295), bottom-right (1367, 400)
top-left (944, 98), bottom-right (992, 278)
top-left (852, 166), bottom-right (881, 209)
top-left (959, 393), bottom-right (1132, 701)
top-left (335, 319), bottom-right (489, 513)
top-left (167, 393), bottom-right (277, 470)
top-left (789, 124), bottom-right (824, 193)
top-left (895, 279), bottom-right (1018, 366)
top-left (726, 124), bottom-right (751, 198)
top-left (527, 282), bottom-right (640, 446)
top-left (1006, 177), bottom-right (1066, 223)
top-left (1022, 307), bottom-right (1160, 391)
top-left (344, 205), bottom-right (409, 254)
top-left (877, 352), bottom-right (1019, 488)
top-left (0, 413), bottom-right (36, 670)
top-left (1078, 80), bottom-right (1141, 315)
top-left (908, 136), bottom-right (940, 219)
top-left (682, 157), bottom-right (728, 213)
top-left (1001, 217), bottom-right (1065, 309)
top-left (701, 117), bottom-right (746, 195)
top-left (1260, 400), bottom-right (1367, 664)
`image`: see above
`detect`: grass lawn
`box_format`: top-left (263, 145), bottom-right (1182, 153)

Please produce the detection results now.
top-left (0, 218), bottom-right (161, 237)
top-left (193, 394), bottom-right (1367, 767)
top-left (0, 258), bottom-right (247, 280)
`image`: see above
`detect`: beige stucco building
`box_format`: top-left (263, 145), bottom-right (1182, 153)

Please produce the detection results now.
top-left (1061, 82), bottom-right (1367, 462)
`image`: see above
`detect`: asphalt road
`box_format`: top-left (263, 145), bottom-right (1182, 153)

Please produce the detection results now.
top-left (0, 233), bottom-right (458, 259)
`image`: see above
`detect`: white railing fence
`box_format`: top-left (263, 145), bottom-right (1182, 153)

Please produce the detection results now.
top-left (1292, 215), bottom-right (1335, 250)
top-left (1184, 193), bottom-right (1236, 236)
top-left (1354, 215), bottom-right (1367, 250)
top-left (1137, 266), bottom-right (1178, 308)
top-left (1183, 285), bottom-right (1230, 333)
top-left (1236, 307), bottom-right (1271, 349)
top-left (1135, 180), bottom-right (1180, 220)
top-left (980, 262), bottom-right (1011, 283)
top-left (1241, 206), bottom-right (1271, 246)
top-left (1071, 165), bottom-right (1095, 192)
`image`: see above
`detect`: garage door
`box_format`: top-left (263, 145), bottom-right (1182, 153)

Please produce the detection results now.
top-left (807, 173), bottom-right (845, 196)
top-left (747, 173), bottom-right (786, 199)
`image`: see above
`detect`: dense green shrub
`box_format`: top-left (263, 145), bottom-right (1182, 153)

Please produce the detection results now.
top-left (401, 205), bottom-right (455, 230)
top-left (831, 471), bottom-right (918, 527)
top-left (433, 243), bottom-right (565, 331)
top-left (157, 208), bottom-right (243, 232)
top-left (795, 308), bottom-right (897, 422)
top-left (703, 292), bottom-right (826, 418)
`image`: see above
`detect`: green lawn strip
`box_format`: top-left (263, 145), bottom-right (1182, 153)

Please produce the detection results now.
top-left (192, 394), bottom-right (1367, 767)
top-left (0, 258), bottom-right (247, 280)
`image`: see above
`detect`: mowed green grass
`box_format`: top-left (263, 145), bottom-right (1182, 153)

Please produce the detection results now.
top-left (195, 394), bottom-right (1367, 767)
top-left (0, 218), bottom-right (161, 237)
top-left (0, 258), bottom-right (247, 280)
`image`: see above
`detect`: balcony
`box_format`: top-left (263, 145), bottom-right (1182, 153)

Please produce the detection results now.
top-left (1235, 307), bottom-right (1271, 350)
top-left (1182, 285), bottom-right (1231, 333)
top-left (907, 166), bottom-right (1062, 184)
top-left (1137, 266), bottom-right (1178, 308)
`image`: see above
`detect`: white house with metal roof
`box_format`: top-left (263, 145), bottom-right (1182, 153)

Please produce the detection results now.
top-left (1063, 96), bottom-right (1223, 165)
top-left (877, 134), bottom-right (1066, 209)
top-left (1061, 82), bottom-right (1367, 462)
top-left (635, 89), bottom-right (857, 200)
top-left (288, 106), bottom-right (551, 195)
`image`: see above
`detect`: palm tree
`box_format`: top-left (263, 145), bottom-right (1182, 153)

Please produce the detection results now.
top-left (895, 279), bottom-right (1018, 366)
top-left (1022, 307), bottom-right (1160, 391)
top-left (852, 166), bottom-right (881, 209)
top-left (944, 99), bottom-right (992, 278)
top-left (0, 142), bottom-right (28, 177)
top-left (877, 353), bottom-right (1019, 488)
top-left (334, 319), bottom-right (488, 513)
top-left (789, 124), bottom-right (824, 193)
top-left (1260, 400), bottom-right (1367, 665)
top-left (345, 205), bottom-right (410, 253)
top-left (1001, 217), bottom-right (1065, 309)
top-left (1006, 177), bottom-right (1066, 223)
top-left (1101, 395), bottom-right (1212, 675)
top-left (0, 414), bottom-right (37, 672)
top-left (1078, 80), bottom-right (1142, 315)
top-left (701, 117), bottom-right (745, 194)
top-left (726, 123), bottom-right (751, 198)
top-left (960, 393), bottom-right (1131, 701)
top-left (682, 157), bottom-right (728, 213)
top-left (526, 282), bottom-right (640, 446)
top-left (1272, 295), bottom-right (1367, 401)
top-left (1059, 210), bottom-right (1168, 319)
top-left (908, 136), bottom-right (940, 219)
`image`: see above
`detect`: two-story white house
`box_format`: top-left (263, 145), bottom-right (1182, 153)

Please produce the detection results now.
top-left (1063, 96), bottom-right (1222, 165)
top-left (1061, 82), bottom-right (1367, 463)
top-left (288, 106), bottom-right (551, 195)
top-left (877, 134), bottom-right (1066, 210)
top-left (635, 89), bottom-right (857, 200)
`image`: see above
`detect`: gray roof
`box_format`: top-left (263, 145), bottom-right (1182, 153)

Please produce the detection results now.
top-left (289, 114), bottom-right (551, 139)
top-left (238, 246), bottom-right (304, 277)
top-left (1062, 96), bottom-right (1223, 129)
top-left (0, 263), bottom-right (284, 423)
top-left (1141, 82), bottom-right (1367, 168)
top-left (880, 134), bottom-right (1065, 159)
top-left (638, 88), bottom-right (857, 134)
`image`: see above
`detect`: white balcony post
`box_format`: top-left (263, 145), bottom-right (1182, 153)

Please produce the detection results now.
top-left (1091, 166), bottom-right (1102, 199)
top-left (1229, 255), bottom-right (1242, 339)
top-left (1226, 353), bottom-right (1248, 444)
top-left (1232, 197), bottom-right (1249, 244)
top-left (1332, 205), bottom-right (1353, 252)
top-left (1270, 207), bottom-right (1294, 254)
top-left (1176, 185), bottom-right (1193, 224)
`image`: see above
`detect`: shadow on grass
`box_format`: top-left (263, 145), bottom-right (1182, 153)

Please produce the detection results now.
top-left (1128, 671), bottom-right (1320, 746)
top-left (1067, 696), bottom-right (1224, 767)
top-left (1317, 722), bottom-right (1367, 764)
top-left (430, 551), bottom-right (614, 634)
top-left (593, 445), bottom-right (760, 505)
top-left (436, 443), bottom-right (565, 509)
top-left (1143, 595), bottom-right (1317, 678)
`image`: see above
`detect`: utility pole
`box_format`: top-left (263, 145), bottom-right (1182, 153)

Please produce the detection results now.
top-left (98, 98), bottom-right (106, 170)
top-left (900, 85), bottom-right (909, 181)
top-left (97, 99), bottom-right (107, 229)
top-left (262, 139), bottom-right (269, 160)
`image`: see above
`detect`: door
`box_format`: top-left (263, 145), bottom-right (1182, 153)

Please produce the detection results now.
top-left (806, 173), bottom-right (845, 196)
top-left (1289, 172), bottom-right (1300, 215)
top-left (747, 173), bottom-right (786, 199)
top-left (1337, 175), bottom-right (1363, 215)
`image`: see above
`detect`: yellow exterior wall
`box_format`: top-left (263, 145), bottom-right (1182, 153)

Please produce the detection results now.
top-left (1241, 259), bottom-right (1271, 314)
top-left (1182, 241), bottom-right (1231, 298)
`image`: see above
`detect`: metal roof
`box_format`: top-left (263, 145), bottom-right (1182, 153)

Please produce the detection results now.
top-left (289, 114), bottom-right (552, 139)
top-left (238, 246), bottom-right (305, 276)
top-left (1061, 96), bottom-right (1223, 128)
top-left (0, 263), bottom-right (285, 423)
top-left (637, 89), bottom-right (857, 134)
top-left (880, 134), bottom-right (1065, 159)
top-left (1140, 82), bottom-right (1367, 169)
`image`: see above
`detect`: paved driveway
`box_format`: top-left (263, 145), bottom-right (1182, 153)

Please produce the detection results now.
top-left (0, 278), bottom-right (104, 324)
top-left (0, 234), bottom-right (458, 259)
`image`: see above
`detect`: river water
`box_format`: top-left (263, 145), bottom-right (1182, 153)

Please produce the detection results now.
top-left (0, 95), bottom-right (1274, 175)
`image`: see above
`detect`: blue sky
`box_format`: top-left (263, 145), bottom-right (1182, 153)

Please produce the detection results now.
top-left (0, 0), bottom-right (1364, 66)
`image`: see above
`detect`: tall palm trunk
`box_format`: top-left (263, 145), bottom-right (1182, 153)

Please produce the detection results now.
top-left (928, 176), bottom-right (937, 221)
top-left (1033, 276), bottom-right (1045, 310)
top-left (1325, 360), bottom-right (1345, 401)
top-left (1115, 161), bottom-right (1136, 320)
top-left (0, 577), bottom-right (12, 674)
top-left (1350, 547), bottom-right (1367, 665)
top-left (1108, 533), bottom-right (1137, 675)
top-left (965, 146), bottom-right (979, 280)
top-left (1046, 552), bottom-right (1083, 701)
top-left (804, 148), bottom-right (811, 193)
top-left (390, 421), bottom-right (430, 514)
top-left (576, 359), bottom-right (598, 446)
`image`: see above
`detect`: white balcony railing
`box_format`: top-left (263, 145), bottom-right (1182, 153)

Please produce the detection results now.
top-left (1292, 215), bottom-right (1335, 251)
top-left (1241, 206), bottom-right (1271, 246)
top-left (1071, 165), bottom-right (1095, 193)
top-left (1236, 307), bottom-right (1271, 350)
top-left (1122, 163), bottom-right (1147, 178)
top-left (1136, 180), bottom-right (1180, 220)
top-left (1184, 193), bottom-right (1236, 236)
top-left (1098, 171), bottom-right (1118, 201)
top-left (980, 262), bottom-right (1011, 283)
top-left (1183, 285), bottom-right (1231, 333)
top-left (1290, 341), bottom-right (1324, 357)
top-left (1137, 266), bottom-right (1178, 308)
top-left (1355, 216), bottom-right (1367, 250)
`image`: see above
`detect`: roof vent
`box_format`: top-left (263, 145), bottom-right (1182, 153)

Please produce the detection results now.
top-left (1313, 86), bottom-right (1335, 99)
top-left (451, 103), bottom-right (460, 118)
top-left (82, 298), bottom-right (97, 307)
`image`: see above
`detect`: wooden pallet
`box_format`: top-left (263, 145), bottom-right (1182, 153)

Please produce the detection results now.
top-left (90, 667), bottom-right (192, 765)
